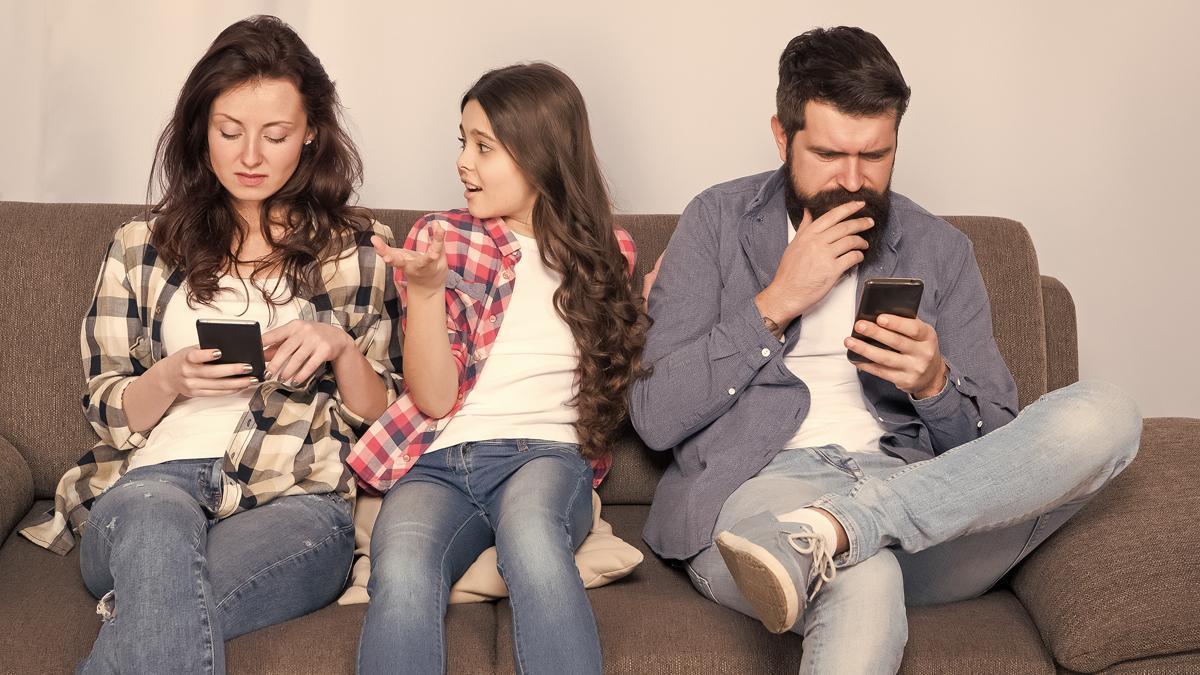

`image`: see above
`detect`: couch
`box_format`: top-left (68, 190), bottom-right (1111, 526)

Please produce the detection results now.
top-left (0, 201), bottom-right (1196, 674)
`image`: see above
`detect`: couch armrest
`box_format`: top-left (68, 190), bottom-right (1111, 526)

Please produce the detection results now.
top-left (1040, 275), bottom-right (1079, 392)
top-left (0, 434), bottom-right (34, 542)
top-left (1011, 417), bottom-right (1200, 672)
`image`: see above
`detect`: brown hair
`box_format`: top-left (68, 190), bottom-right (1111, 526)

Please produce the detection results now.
top-left (777, 26), bottom-right (911, 142)
top-left (147, 15), bottom-right (370, 305)
top-left (462, 63), bottom-right (648, 460)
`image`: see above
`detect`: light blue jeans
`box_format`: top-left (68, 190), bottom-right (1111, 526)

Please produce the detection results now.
top-left (77, 459), bottom-right (355, 675)
top-left (358, 439), bottom-right (600, 675)
top-left (686, 380), bottom-right (1141, 674)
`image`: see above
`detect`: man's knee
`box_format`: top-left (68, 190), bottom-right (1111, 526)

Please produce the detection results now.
top-left (1050, 380), bottom-right (1141, 472)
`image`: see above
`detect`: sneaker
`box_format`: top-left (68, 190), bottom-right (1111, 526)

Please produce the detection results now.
top-left (714, 511), bottom-right (836, 633)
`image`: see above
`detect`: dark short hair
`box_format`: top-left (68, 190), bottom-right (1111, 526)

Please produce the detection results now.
top-left (776, 26), bottom-right (911, 140)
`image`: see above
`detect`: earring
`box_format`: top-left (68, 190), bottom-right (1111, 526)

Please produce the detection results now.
top-left (304, 139), bottom-right (313, 146)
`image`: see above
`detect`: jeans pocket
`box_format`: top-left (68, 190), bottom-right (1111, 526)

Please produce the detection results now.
top-left (811, 444), bottom-right (863, 479)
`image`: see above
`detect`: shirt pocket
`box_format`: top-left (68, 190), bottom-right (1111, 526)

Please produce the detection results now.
top-left (444, 270), bottom-right (488, 325)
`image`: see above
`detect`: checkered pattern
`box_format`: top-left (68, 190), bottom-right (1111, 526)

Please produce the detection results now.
top-left (348, 209), bottom-right (637, 493)
top-left (20, 219), bottom-right (404, 555)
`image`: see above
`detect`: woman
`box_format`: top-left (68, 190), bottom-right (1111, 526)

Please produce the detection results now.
top-left (20, 15), bottom-right (401, 674)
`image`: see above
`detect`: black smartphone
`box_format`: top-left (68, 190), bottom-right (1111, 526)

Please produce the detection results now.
top-left (196, 319), bottom-right (266, 380)
top-left (847, 278), bottom-right (924, 364)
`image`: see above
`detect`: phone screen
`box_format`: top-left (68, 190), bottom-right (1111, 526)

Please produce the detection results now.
top-left (847, 278), bottom-right (924, 364)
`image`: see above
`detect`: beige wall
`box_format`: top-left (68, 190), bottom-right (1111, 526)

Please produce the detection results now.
top-left (2, 0), bottom-right (1196, 417)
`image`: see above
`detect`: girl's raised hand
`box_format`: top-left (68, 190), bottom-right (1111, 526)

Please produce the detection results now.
top-left (371, 223), bottom-right (448, 294)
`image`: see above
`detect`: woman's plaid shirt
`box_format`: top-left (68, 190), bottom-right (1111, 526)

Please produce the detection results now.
top-left (347, 210), bottom-right (637, 493)
top-left (20, 218), bottom-right (404, 555)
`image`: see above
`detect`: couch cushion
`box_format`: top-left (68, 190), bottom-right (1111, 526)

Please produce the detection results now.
top-left (0, 202), bottom-right (148, 498)
top-left (1013, 417), bottom-right (1200, 673)
top-left (0, 500), bottom-right (496, 674)
top-left (940, 216), bottom-right (1048, 408)
top-left (491, 505), bottom-right (1054, 674)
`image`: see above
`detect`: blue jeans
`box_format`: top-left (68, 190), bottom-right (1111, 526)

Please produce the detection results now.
top-left (686, 380), bottom-right (1141, 674)
top-left (358, 439), bottom-right (600, 675)
top-left (77, 459), bottom-right (355, 675)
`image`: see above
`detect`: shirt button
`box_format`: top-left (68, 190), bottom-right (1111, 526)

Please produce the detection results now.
top-left (878, 416), bottom-right (884, 422)
top-left (727, 388), bottom-right (736, 395)
top-left (761, 348), bottom-right (771, 357)
top-left (502, 270), bottom-right (514, 280)
top-left (957, 379), bottom-right (962, 387)
top-left (977, 420), bottom-right (984, 428)
top-left (488, 315), bottom-right (496, 323)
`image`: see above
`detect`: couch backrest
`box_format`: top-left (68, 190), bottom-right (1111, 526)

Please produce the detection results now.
top-left (0, 203), bottom-right (1049, 502)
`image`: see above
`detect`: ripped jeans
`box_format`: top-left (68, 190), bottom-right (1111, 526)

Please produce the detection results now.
top-left (77, 458), bottom-right (354, 675)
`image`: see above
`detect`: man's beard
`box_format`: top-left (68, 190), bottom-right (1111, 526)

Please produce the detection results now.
top-left (783, 155), bottom-right (892, 269)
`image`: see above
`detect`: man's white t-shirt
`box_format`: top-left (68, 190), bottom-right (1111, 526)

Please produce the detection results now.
top-left (781, 217), bottom-right (887, 453)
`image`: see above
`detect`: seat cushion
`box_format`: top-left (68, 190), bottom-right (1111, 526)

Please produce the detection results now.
top-left (492, 505), bottom-right (1055, 674)
top-left (0, 501), bottom-right (496, 674)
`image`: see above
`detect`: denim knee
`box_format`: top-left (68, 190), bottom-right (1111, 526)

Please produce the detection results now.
top-left (1051, 380), bottom-right (1142, 470)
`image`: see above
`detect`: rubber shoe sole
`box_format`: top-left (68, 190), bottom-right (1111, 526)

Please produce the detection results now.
top-left (714, 530), bottom-right (800, 634)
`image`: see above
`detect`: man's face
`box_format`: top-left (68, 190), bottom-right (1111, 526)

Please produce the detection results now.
top-left (774, 100), bottom-right (898, 264)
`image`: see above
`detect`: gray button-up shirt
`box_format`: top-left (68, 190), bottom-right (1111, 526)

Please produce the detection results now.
top-left (630, 168), bottom-right (1018, 561)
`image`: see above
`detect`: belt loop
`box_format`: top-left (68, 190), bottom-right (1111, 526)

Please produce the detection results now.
top-left (517, 439), bottom-right (529, 453)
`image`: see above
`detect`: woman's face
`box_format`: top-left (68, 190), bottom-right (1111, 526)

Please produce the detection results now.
top-left (207, 78), bottom-right (312, 219)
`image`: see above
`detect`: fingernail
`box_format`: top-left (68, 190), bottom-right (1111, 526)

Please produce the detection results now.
top-left (211, 350), bottom-right (222, 359)
top-left (248, 378), bottom-right (259, 384)
top-left (878, 316), bottom-right (889, 326)
top-left (242, 364), bottom-right (253, 373)
top-left (263, 370), bottom-right (272, 380)
top-left (287, 380), bottom-right (298, 387)
top-left (856, 321), bottom-right (867, 332)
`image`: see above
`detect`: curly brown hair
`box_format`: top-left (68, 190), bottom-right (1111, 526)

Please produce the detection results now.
top-left (462, 63), bottom-right (649, 460)
top-left (147, 15), bottom-right (370, 306)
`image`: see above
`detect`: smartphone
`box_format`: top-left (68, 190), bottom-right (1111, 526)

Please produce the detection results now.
top-left (847, 278), bottom-right (924, 364)
top-left (196, 319), bottom-right (266, 380)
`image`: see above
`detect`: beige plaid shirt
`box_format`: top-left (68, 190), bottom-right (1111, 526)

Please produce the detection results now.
top-left (21, 218), bottom-right (403, 555)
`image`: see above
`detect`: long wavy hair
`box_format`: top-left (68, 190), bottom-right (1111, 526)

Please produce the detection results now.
top-left (147, 15), bottom-right (370, 305)
top-left (462, 63), bottom-right (649, 460)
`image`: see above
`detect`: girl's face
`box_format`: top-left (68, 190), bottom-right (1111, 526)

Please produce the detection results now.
top-left (207, 78), bottom-right (313, 221)
top-left (458, 100), bottom-right (537, 231)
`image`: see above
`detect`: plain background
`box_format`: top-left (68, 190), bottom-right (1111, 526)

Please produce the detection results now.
top-left (1, 1), bottom-right (1196, 418)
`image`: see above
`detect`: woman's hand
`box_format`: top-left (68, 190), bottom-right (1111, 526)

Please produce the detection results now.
top-left (158, 346), bottom-right (258, 397)
top-left (261, 319), bottom-right (355, 386)
top-left (372, 223), bottom-right (448, 297)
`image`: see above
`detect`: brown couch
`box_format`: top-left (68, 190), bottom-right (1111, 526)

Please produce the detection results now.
top-left (1, 201), bottom-right (1196, 674)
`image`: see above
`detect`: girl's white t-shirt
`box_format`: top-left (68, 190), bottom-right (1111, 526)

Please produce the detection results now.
top-left (127, 275), bottom-right (300, 470)
top-left (428, 231), bottom-right (580, 453)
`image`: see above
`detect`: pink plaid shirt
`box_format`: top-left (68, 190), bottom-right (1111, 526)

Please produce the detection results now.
top-left (348, 209), bottom-right (637, 493)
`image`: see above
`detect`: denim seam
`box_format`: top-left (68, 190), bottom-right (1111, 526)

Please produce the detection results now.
top-left (213, 522), bottom-right (353, 612)
top-left (509, 453), bottom-right (589, 675)
top-left (190, 523), bottom-right (217, 675)
top-left (436, 509), bottom-right (488, 670)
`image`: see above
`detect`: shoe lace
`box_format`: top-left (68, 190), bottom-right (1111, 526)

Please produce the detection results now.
top-left (787, 531), bottom-right (837, 601)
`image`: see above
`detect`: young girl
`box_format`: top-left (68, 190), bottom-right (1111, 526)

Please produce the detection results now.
top-left (350, 63), bottom-right (646, 674)
top-left (19, 16), bottom-right (402, 674)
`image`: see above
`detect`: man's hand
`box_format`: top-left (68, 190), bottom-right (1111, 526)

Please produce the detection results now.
top-left (845, 313), bottom-right (947, 399)
top-left (642, 253), bottom-right (664, 313)
top-left (755, 201), bottom-right (873, 328)
top-left (371, 223), bottom-right (448, 299)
